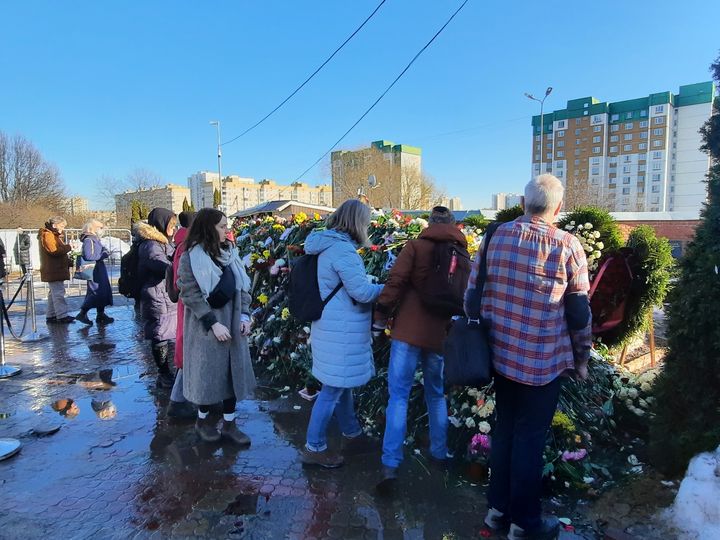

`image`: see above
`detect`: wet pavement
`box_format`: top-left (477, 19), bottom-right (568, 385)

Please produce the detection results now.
top-left (0, 294), bottom-right (668, 539)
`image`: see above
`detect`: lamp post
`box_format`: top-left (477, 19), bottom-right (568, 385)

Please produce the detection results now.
top-left (209, 121), bottom-right (223, 212)
top-left (525, 87), bottom-right (553, 176)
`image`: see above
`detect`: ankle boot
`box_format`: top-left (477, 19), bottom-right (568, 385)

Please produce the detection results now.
top-left (195, 416), bottom-right (221, 442)
top-left (152, 343), bottom-right (175, 389)
top-left (75, 310), bottom-right (93, 326)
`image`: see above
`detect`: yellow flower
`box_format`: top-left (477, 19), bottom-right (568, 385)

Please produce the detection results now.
top-left (551, 411), bottom-right (576, 433)
top-left (250, 253), bottom-right (259, 262)
top-left (294, 212), bottom-right (308, 224)
top-left (257, 294), bottom-right (269, 305)
top-left (281, 307), bottom-right (290, 320)
top-left (262, 249), bottom-right (271, 259)
top-left (357, 248), bottom-right (365, 255)
top-left (272, 224), bottom-right (285, 232)
top-left (313, 213), bottom-right (321, 221)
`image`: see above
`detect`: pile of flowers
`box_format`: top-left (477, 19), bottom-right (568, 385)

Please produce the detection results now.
top-left (233, 208), bottom-right (662, 491)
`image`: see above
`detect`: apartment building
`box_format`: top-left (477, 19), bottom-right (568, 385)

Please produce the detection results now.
top-left (114, 184), bottom-right (191, 218)
top-left (492, 193), bottom-right (523, 210)
top-left (531, 82), bottom-right (715, 214)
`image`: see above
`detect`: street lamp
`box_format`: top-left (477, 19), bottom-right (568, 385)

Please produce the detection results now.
top-left (525, 86), bottom-right (553, 176)
top-left (209, 121), bottom-right (223, 211)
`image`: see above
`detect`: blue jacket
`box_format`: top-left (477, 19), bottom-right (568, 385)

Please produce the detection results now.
top-left (304, 229), bottom-right (383, 388)
top-left (80, 234), bottom-right (113, 310)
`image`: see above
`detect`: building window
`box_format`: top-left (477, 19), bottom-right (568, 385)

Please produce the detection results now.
top-left (652, 185), bottom-right (660, 193)
top-left (639, 164), bottom-right (646, 172)
top-left (611, 125), bottom-right (619, 133)
top-left (593, 147), bottom-right (601, 154)
top-left (593, 136), bottom-right (601, 143)
top-left (591, 115), bottom-right (602, 123)
top-left (556, 161), bottom-right (564, 168)
top-left (557, 130), bottom-right (565, 137)
top-left (623, 155), bottom-right (632, 163)
top-left (575, 138), bottom-right (581, 145)
top-left (557, 120), bottom-right (566, 129)
top-left (623, 165), bottom-right (631, 173)
top-left (625, 122), bottom-right (633, 130)
top-left (640, 109), bottom-right (648, 117)
top-left (557, 140), bottom-right (565, 147)
top-left (652, 173), bottom-right (661, 181)
top-left (593, 125), bottom-right (602, 132)
top-left (653, 128), bottom-right (663, 136)
top-left (652, 151), bottom-right (662, 159)
top-left (640, 120), bottom-right (648, 128)
top-left (610, 135), bottom-right (619, 142)
top-left (626, 112), bottom-right (633, 119)
top-left (574, 159), bottom-right (580, 166)
top-left (655, 105), bottom-right (665, 114)
top-left (591, 157), bottom-right (600, 165)
top-left (638, 175), bottom-right (645, 182)
top-left (623, 144), bottom-right (632, 151)
top-left (653, 140), bottom-right (662, 147)
top-left (534, 135), bottom-right (540, 142)
top-left (547, 133), bottom-right (553, 140)
top-left (556, 151), bottom-right (564, 157)
top-left (610, 156), bottom-right (618, 163)
top-left (654, 116), bottom-right (664, 125)
top-left (624, 134), bottom-right (633, 140)
top-left (652, 162), bottom-right (662, 171)
top-left (622, 188), bottom-right (631, 195)
top-left (610, 146), bottom-right (618, 153)
top-left (623, 177), bottom-right (631, 184)
top-left (574, 149), bottom-right (581, 156)
top-left (534, 154), bottom-right (540, 161)
top-left (640, 132), bottom-right (648, 139)
top-left (639, 143), bottom-right (647, 150)
top-left (575, 128), bottom-right (581, 135)
top-left (575, 118), bottom-right (582, 125)
top-left (611, 114), bottom-right (619, 121)
top-left (557, 170), bottom-right (564, 177)
top-left (591, 167), bottom-right (600, 175)
top-left (546, 153), bottom-right (552, 160)
top-left (591, 178), bottom-right (599, 185)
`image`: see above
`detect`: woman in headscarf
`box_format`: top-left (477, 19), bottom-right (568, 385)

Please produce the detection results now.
top-left (177, 208), bottom-right (256, 445)
top-left (75, 219), bottom-right (114, 326)
top-left (135, 207), bottom-right (178, 388)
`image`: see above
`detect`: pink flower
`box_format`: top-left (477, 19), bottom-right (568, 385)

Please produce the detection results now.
top-left (469, 433), bottom-right (491, 455)
top-left (561, 448), bottom-right (588, 462)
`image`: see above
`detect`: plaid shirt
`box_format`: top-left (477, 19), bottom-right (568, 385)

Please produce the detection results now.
top-left (465, 215), bottom-right (592, 386)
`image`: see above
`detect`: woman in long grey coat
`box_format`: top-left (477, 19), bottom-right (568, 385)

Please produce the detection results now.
top-left (301, 199), bottom-right (383, 469)
top-left (177, 208), bottom-right (256, 445)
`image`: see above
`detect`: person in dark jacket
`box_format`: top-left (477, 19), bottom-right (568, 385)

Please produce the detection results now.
top-left (15, 228), bottom-right (32, 274)
top-left (0, 236), bottom-right (6, 280)
top-left (75, 219), bottom-right (114, 326)
top-left (136, 208), bottom-right (178, 388)
top-left (373, 206), bottom-right (467, 491)
top-left (38, 217), bottom-right (75, 324)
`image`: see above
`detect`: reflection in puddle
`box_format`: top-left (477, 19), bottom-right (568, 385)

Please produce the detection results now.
top-left (51, 398), bottom-right (80, 417)
top-left (91, 399), bottom-right (117, 420)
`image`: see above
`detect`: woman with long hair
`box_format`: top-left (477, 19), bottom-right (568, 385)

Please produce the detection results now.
top-left (177, 208), bottom-right (256, 444)
top-left (136, 208), bottom-right (178, 388)
top-left (300, 199), bottom-right (383, 468)
top-left (75, 219), bottom-right (114, 326)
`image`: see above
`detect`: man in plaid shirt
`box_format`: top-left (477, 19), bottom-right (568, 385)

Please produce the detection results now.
top-left (466, 174), bottom-right (592, 540)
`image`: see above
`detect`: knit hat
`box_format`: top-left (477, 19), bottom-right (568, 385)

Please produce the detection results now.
top-left (429, 206), bottom-right (455, 225)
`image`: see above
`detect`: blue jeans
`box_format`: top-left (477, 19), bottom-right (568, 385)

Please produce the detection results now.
top-left (488, 374), bottom-right (562, 531)
top-left (306, 384), bottom-right (362, 452)
top-left (382, 340), bottom-right (448, 468)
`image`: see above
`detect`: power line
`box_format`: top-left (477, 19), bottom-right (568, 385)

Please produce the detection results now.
top-left (222, 0), bottom-right (388, 147)
top-left (412, 115), bottom-right (531, 142)
top-left (294, 0), bottom-right (470, 182)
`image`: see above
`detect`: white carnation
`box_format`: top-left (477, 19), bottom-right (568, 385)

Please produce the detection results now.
top-left (584, 222), bottom-right (593, 229)
top-left (465, 418), bottom-right (476, 428)
top-left (478, 421), bottom-right (491, 434)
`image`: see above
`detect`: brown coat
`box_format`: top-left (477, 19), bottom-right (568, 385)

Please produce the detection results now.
top-left (38, 225), bottom-right (71, 282)
top-left (375, 223), bottom-right (468, 352)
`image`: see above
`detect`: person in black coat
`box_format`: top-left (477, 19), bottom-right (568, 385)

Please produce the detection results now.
top-left (14, 228), bottom-right (32, 274)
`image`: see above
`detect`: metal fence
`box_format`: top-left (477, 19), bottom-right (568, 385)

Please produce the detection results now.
top-left (1, 228), bottom-right (131, 298)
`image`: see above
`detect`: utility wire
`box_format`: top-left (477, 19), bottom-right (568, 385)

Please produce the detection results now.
top-left (222, 0), bottom-right (388, 147)
top-left (294, 0), bottom-right (470, 182)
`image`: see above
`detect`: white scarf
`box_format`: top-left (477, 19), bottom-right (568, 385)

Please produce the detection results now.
top-left (188, 244), bottom-right (251, 299)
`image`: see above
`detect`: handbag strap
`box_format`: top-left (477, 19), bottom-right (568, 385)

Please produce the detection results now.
top-left (467, 222), bottom-right (501, 320)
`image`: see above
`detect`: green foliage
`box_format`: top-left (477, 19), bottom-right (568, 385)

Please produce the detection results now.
top-left (130, 200), bottom-right (141, 223)
top-left (558, 206), bottom-right (624, 252)
top-left (213, 188), bottom-right (221, 209)
top-left (189, 201), bottom-right (196, 212)
top-left (600, 225), bottom-right (674, 348)
top-left (463, 213), bottom-right (488, 229)
top-left (139, 202), bottom-right (149, 220)
top-left (494, 205), bottom-right (523, 223)
top-left (650, 53), bottom-right (720, 475)
top-left (182, 197), bottom-right (190, 212)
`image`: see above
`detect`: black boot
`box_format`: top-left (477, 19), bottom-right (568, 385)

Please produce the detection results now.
top-left (152, 342), bottom-right (175, 389)
top-left (75, 309), bottom-right (93, 326)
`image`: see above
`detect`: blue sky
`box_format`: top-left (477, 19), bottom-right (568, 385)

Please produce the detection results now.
top-left (1, 0), bottom-right (718, 210)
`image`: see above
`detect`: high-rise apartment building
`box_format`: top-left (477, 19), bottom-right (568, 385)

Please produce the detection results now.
top-left (187, 171), bottom-right (332, 215)
top-left (492, 193), bottom-right (523, 210)
top-left (531, 82), bottom-right (715, 213)
top-left (331, 140), bottom-right (422, 207)
top-left (114, 184), bottom-right (191, 219)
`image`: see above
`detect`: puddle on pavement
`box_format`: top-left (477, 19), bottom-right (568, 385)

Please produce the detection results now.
top-left (224, 493), bottom-right (259, 516)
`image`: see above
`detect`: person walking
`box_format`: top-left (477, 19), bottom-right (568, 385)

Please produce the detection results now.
top-left (373, 206), bottom-right (468, 490)
top-left (38, 217), bottom-right (74, 324)
top-left (75, 219), bottom-right (114, 326)
top-left (0, 236), bottom-right (6, 280)
top-left (177, 208), bottom-right (256, 445)
top-left (468, 175), bottom-right (592, 540)
top-left (136, 208), bottom-right (178, 389)
top-left (14, 228), bottom-right (32, 275)
top-left (299, 199), bottom-right (383, 469)
top-left (167, 211), bottom-right (196, 419)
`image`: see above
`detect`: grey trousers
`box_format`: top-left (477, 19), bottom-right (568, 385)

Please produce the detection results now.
top-left (170, 369), bottom-right (186, 402)
top-left (46, 281), bottom-right (69, 319)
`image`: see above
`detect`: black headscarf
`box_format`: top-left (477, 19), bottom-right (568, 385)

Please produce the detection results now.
top-left (147, 208), bottom-right (176, 237)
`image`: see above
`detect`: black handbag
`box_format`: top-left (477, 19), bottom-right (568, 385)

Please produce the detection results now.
top-left (207, 264), bottom-right (236, 309)
top-left (443, 222), bottom-right (500, 387)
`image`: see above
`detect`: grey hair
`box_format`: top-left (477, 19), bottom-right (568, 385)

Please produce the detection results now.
top-left (48, 216), bottom-right (67, 227)
top-left (524, 174), bottom-right (564, 215)
top-left (82, 219), bottom-right (104, 235)
top-left (325, 199), bottom-right (371, 247)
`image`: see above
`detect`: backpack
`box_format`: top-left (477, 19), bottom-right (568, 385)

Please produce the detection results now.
top-left (417, 240), bottom-right (472, 317)
top-left (118, 242), bottom-right (142, 299)
top-left (288, 254), bottom-right (343, 323)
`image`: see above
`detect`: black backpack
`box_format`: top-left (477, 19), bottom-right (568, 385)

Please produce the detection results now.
top-left (417, 241), bottom-right (472, 317)
top-left (288, 254), bottom-right (343, 323)
top-left (118, 242), bottom-right (142, 299)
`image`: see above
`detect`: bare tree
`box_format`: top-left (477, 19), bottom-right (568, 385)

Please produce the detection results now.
top-left (564, 175), bottom-right (614, 211)
top-left (0, 131), bottom-right (66, 209)
top-left (95, 168), bottom-right (164, 211)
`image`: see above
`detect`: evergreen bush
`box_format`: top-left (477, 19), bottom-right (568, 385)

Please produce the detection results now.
top-left (557, 206), bottom-right (624, 253)
top-left (650, 55), bottom-right (720, 475)
top-left (495, 205), bottom-right (523, 223)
